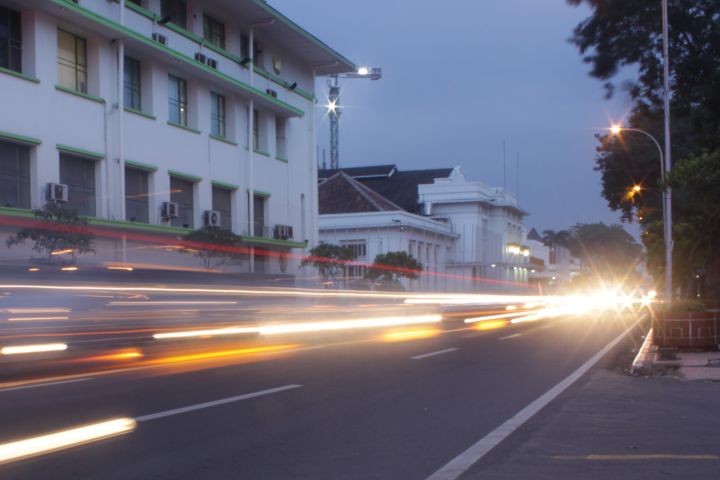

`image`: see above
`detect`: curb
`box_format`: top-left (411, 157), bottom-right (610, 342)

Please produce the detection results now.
top-left (631, 328), bottom-right (655, 375)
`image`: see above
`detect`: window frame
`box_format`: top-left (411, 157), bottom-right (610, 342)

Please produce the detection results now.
top-left (210, 92), bottom-right (226, 138)
top-left (124, 166), bottom-right (150, 223)
top-left (160, 0), bottom-right (187, 29)
top-left (57, 29), bottom-right (87, 94)
top-left (168, 74), bottom-right (188, 126)
top-left (0, 140), bottom-right (30, 209)
top-left (59, 153), bottom-right (96, 217)
top-left (211, 186), bottom-right (232, 231)
top-left (0, 5), bottom-right (22, 73)
top-left (123, 56), bottom-right (142, 111)
top-left (202, 14), bottom-right (225, 49)
top-left (169, 176), bottom-right (194, 228)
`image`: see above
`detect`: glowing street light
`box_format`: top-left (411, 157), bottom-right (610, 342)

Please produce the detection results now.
top-left (609, 123), bottom-right (671, 304)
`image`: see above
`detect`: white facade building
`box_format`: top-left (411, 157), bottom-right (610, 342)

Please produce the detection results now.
top-left (316, 165), bottom-right (529, 292)
top-left (525, 228), bottom-right (582, 289)
top-left (0, 0), bottom-right (354, 274)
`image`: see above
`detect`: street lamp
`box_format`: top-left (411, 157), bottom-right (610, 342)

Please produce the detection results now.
top-left (609, 124), bottom-right (671, 303)
top-left (326, 66), bottom-right (382, 169)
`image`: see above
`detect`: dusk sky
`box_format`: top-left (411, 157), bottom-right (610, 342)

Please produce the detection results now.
top-left (271, 0), bottom-right (638, 236)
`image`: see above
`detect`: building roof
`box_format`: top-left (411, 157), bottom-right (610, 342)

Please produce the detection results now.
top-left (318, 165), bottom-right (454, 214)
top-left (318, 172), bottom-right (403, 214)
top-left (527, 227), bottom-right (543, 242)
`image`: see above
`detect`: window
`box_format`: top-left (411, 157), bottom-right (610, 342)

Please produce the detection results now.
top-left (124, 56), bottom-right (141, 111)
top-left (0, 141), bottom-right (30, 209)
top-left (253, 194), bottom-right (265, 237)
top-left (275, 117), bottom-right (287, 159)
top-left (210, 92), bottom-right (225, 138)
top-left (202, 14), bottom-right (225, 49)
top-left (59, 154), bottom-right (95, 216)
top-left (168, 74), bottom-right (187, 126)
top-left (125, 167), bottom-right (149, 223)
top-left (253, 40), bottom-right (263, 68)
top-left (170, 176), bottom-right (194, 228)
top-left (160, 0), bottom-right (186, 29)
top-left (240, 35), bottom-right (249, 61)
top-left (0, 6), bottom-right (21, 73)
top-left (212, 186), bottom-right (232, 230)
top-left (127, 0), bottom-right (142, 5)
top-left (340, 240), bottom-right (367, 278)
top-left (57, 30), bottom-right (87, 93)
top-left (252, 109), bottom-right (259, 150)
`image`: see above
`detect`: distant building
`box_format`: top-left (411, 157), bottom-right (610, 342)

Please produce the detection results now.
top-left (316, 165), bottom-right (529, 291)
top-left (0, 0), bottom-right (354, 275)
top-left (525, 228), bottom-right (582, 288)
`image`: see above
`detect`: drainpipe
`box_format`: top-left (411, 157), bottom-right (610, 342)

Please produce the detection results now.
top-left (247, 27), bottom-right (255, 272)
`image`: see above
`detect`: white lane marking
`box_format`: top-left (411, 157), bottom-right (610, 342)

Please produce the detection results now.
top-left (411, 348), bottom-right (458, 360)
top-left (0, 378), bottom-right (92, 393)
top-left (425, 321), bottom-right (638, 480)
top-left (498, 333), bottom-right (522, 341)
top-left (135, 384), bottom-right (303, 422)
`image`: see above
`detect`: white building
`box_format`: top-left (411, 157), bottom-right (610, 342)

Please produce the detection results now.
top-left (316, 165), bottom-right (529, 292)
top-left (525, 228), bottom-right (582, 289)
top-left (0, 0), bottom-right (355, 274)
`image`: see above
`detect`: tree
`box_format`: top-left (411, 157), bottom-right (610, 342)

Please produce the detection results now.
top-left (6, 202), bottom-right (95, 264)
top-left (541, 229), bottom-right (571, 249)
top-left (365, 251), bottom-right (423, 291)
top-left (301, 243), bottom-right (357, 283)
top-left (182, 228), bottom-right (248, 269)
top-left (567, 0), bottom-right (720, 296)
top-left (566, 222), bottom-right (643, 280)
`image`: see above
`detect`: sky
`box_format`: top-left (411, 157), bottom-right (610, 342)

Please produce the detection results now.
top-left (271, 0), bottom-right (639, 236)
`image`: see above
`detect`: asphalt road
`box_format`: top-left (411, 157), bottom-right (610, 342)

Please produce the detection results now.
top-left (0, 287), bottom-right (639, 480)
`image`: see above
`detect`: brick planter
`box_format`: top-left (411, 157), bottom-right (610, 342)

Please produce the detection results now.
top-left (653, 311), bottom-right (720, 348)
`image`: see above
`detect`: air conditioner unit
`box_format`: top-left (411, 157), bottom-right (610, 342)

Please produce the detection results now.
top-left (46, 183), bottom-right (68, 203)
top-left (194, 52), bottom-right (207, 63)
top-left (203, 210), bottom-right (221, 228)
top-left (161, 201), bottom-right (179, 219)
top-left (151, 33), bottom-right (167, 45)
top-left (206, 58), bottom-right (218, 69)
top-left (273, 224), bottom-right (292, 240)
top-left (266, 88), bottom-right (277, 98)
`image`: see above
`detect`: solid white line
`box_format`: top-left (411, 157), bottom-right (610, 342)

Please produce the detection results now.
top-left (411, 348), bottom-right (458, 360)
top-left (425, 321), bottom-right (638, 480)
top-left (498, 333), bottom-right (522, 340)
top-left (135, 384), bottom-right (302, 422)
top-left (0, 378), bottom-right (92, 393)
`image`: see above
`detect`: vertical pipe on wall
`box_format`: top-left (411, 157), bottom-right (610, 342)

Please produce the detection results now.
top-left (247, 27), bottom-right (255, 272)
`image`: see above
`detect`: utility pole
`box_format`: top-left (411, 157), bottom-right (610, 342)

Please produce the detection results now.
top-left (661, 0), bottom-right (673, 304)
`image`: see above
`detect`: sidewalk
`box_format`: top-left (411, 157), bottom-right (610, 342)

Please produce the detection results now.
top-left (463, 364), bottom-right (720, 478)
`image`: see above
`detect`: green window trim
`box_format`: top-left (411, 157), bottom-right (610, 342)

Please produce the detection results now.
top-left (209, 134), bottom-right (237, 146)
top-left (0, 130), bottom-right (41, 146)
top-left (124, 107), bottom-right (156, 120)
top-left (211, 180), bottom-right (239, 190)
top-left (56, 143), bottom-right (105, 160)
top-left (253, 189), bottom-right (271, 198)
top-left (124, 1), bottom-right (155, 20)
top-left (55, 84), bottom-right (105, 104)
top-left (274, 156), bottom-right (289, 163)
top-left (0, 206), bottom-right (35, 219)
top-left (253, 149), bottom-right (271, 157)
top-left (54, 0), bottom-right (303, 116)
top-left (167, 121), bottom-right (201, 134)
top-left (239, 235), bottom-right (305, 249)
top-left (125, 159), bottom-right (158, 172)
top-left (168, 169), bottom-right (202, 182)
top-left (0, 66), bottom-right (40, 84)
top-left (88, 216), bottom-right (191, 235)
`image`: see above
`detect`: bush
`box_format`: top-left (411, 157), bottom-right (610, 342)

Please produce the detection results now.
top-left (182, 228), bottom-right (248, 269)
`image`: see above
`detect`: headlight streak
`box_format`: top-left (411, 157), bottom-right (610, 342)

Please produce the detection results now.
top-left (7, 316), bottom-right (70, 322)
top-left (0, 418), bottom-right (136, 465)
top-left (381, 328), bottom-right (440, 342)
top-left (4, 308), bottom-right (71, 314)
top-left (153, 314), bottom-right (443, 340)
top-left (1, 343), bottom-right (68, 355)
top-left (109, 301), bottom-right (239, 306)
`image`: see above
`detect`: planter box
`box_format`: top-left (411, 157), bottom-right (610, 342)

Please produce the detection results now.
top-left (653, 311), bottom-right (720, 348)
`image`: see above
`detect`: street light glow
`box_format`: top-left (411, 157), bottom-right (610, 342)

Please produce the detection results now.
top-left (610, 124), bottom-right (622, 135)
top-left (326, 100), bottom-right (337, 114)
top-left (357, 66), bottom-right (369, 75)
top-left (633, 185), bottom-right (642, 192)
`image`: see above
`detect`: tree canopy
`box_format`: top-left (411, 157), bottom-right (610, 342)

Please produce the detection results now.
top-left (566, 222), bottom-right (643, 279)
top-left (301, 243), bottom-right (357, 282)
top-left (365, 251), bottom-right (423, 290)
top-left (568, 0), bottom-right (720, 296)
top-left (182, 228), bottom-right (248, 269)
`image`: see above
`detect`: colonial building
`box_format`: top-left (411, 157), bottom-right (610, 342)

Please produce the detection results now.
top-left (0, 0), bottom-right (354, 274)
top-left (317, 165), bottom-right (530, 291)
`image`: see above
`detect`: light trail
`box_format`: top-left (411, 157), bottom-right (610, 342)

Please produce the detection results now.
top-left (1, 343), bottom-right (68, 355)
top-left (4, 308), bottom-right (71, 314)
top-left (0, 418), bottom-right (136, 465)
top-left (109, 301), bottom-right (239, 306)
top-left (7, 316), bottom-right (70, 322)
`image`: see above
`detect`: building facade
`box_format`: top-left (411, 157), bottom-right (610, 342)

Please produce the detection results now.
top-left (0, 0), bottom-right (354, 274)
top-left (316, 165), bottom-right (529, 292)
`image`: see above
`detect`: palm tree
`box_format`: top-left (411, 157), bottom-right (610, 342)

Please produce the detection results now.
top-left (541, 229), bottom-right (571, 264)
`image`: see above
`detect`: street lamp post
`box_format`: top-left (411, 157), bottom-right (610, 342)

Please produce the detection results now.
top-left (326, 67), bottom-right (382, 169)
top-left (610, 124), bottom-right (671, 303)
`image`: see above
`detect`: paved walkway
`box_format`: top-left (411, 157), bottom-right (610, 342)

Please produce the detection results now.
top-left (463, 367), bottom-right (720, 479)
